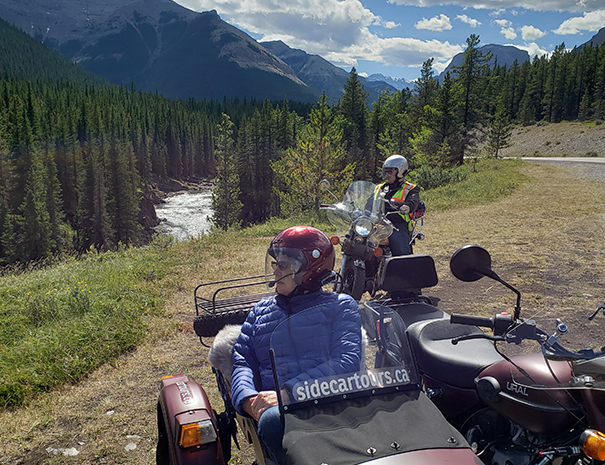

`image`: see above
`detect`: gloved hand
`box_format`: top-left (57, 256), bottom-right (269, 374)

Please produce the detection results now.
top-left (388, 200), bottom-right (410, 214)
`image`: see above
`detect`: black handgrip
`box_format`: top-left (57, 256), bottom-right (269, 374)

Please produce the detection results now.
top-left (451, 312), bottom-right (514, 336)
top-left (450, 313), bottom-right (495, 328)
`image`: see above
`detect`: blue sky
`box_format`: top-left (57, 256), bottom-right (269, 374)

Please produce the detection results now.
top-left (174, 0), bottom-right (605, 82)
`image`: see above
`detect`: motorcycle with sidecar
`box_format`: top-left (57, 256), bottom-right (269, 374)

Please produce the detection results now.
top-left (155, 252), bottom-right (479, 465)
top-left (157, 245), bottom-right (605, 465)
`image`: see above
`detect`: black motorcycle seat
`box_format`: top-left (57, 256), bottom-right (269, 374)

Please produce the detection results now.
top-left (406, 317), bottom-right (503, 389)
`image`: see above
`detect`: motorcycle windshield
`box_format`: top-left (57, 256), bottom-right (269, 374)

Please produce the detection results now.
top-left (323, 180), bottom-right (393, 241)
top-left (269, 303), bottom-right (419, 409)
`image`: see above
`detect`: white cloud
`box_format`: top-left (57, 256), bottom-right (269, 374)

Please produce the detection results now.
top-left (492, 19), bottom-right (517, 39)
top-left (177, 0), bottom-right (380, 53)
top-left (512, 42), bottom-right (550, 58)
top-left (456, 14), bottom-right (481, 28)
top-left (553, 10), bottom-right (605, 35)
top-left (415, 14), bottom-right (452, 31)
top-left (521, 25), bottom-right (546, 40)
top-left (322, 30), bottom-right (463, 72)
top-left (175, 0), bottom-right (464, 75)
top-left (386, 0), bottom-right (604, 14)
top-left (489, 9), bottom-right (506, 17)
top-left (501, 27), bottom-right (517, 39)
top-left (494, 19), bottom-right (512, 27)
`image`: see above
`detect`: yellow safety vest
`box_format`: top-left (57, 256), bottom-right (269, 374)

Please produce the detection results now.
top-left (375, 181), bottom-right (417, 230)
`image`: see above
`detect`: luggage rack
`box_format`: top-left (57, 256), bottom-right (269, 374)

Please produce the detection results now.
top-left (193, 275), bottom-right (275, 344)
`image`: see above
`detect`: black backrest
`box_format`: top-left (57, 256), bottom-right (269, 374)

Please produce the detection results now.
top-left (377, 254), bottom-right (438, 292)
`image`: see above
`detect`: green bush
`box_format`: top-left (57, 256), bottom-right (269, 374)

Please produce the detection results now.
top-left (411, 165), bottom-right (467, 191)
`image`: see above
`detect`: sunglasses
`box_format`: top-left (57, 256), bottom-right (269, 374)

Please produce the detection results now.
top-left (271, 260), bottom-right (291, 271)
top-left (384, 168), bottom-right (397, 175)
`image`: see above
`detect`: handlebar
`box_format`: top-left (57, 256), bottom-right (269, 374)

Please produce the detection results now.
top-left (450, 312), bottom-right (514, 336)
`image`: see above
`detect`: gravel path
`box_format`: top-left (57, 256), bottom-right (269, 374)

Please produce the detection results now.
top-left (519, 157), bottom-right (605, 184)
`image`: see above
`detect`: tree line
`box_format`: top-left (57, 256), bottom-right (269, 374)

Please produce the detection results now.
top-left (2, 33), bottom-right (605, 264)
top-left (213, 34), bottom-right (605, 229)
top-left (0, 77), bottom-right (311, 265)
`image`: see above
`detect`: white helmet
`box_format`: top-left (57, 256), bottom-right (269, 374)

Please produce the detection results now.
top-left (382, 155), bottom-right (409, 179)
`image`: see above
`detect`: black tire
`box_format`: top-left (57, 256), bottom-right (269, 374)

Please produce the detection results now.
top-left (156, 404), bottom-right (170, 465)
top-left (193, 310), bottom-right (249, 338)
top-left (342, 260), bottom-right (365, 301)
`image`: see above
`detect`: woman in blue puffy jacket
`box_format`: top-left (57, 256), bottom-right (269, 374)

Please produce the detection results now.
top-left (231, 226), bottom-right (362, 464)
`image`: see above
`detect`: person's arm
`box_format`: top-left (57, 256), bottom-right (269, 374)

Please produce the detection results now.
top-left (404, 185), bottom-right (420, 213)
top-left (390, 185), bottom-right (420, 214)
top-left (231, 311), bottom-right (261, 416)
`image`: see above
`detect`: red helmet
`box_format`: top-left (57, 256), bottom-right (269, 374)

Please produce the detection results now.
top-left (266, 226), bottom-right (335, 290)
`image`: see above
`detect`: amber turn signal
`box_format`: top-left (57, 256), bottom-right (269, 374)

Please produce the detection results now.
top-left (179, 419), bottom-right (217, 448)
top-left (330, 236), bottom-right (340, 245)
top-left (581, 429), bottom-right (605, 460)
top-left (373, 247), bottom-right (383, 257)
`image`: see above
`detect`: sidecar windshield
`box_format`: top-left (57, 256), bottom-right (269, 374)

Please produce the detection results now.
top-left (269, 302), bottom-right (419, 409)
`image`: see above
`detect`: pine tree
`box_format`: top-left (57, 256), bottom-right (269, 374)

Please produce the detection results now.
top-left (338, 68), bottom-right (369, 177)
top-left (486, 107), bottom-right (513, 158)
top-left (273, 93), bottom-right (354, 216)
top-left (211, 113), bottom-right (242, 230)
top-left (17, 148), bottom-right (52, 261)
top-left (451, 35), bottom-right (492, 164)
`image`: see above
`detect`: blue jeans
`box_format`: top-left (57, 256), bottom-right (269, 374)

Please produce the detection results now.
top-left (257, 406), bottom-right (285, 464)
top-left (389, 226), bottom-right (411, 256)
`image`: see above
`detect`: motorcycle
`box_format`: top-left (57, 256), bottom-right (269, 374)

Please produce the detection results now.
top-left (156, 254), bottom-right (480, 465)
top-left (394, 245), bottom-right (605, 465)
top-left (319, 179), bottom-right (425, 301)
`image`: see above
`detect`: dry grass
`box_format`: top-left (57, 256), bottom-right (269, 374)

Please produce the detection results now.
top-left (1, 162), bottom-right (605, 465)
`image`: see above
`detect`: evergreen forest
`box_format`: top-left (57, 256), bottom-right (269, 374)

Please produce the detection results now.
top-left (2, 24), bottom-right (605, 265)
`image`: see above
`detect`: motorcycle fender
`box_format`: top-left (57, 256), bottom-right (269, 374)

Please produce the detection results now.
top-left (157, 374), bottom-right (225, 465)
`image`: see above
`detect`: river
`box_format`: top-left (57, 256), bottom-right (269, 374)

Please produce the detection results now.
top-left (154, 188), bottom-right (214, 241)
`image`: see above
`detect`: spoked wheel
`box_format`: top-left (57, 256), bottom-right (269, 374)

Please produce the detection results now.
top-left (342, 260), bottom-right (365, 301)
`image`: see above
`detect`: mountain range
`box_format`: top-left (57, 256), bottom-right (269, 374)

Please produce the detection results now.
top-left (1, 0), bottom-right (603, 104)
top-left (438, 44), bottom-right (530, 83)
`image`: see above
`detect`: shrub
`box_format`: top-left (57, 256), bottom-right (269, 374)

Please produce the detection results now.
top-left (411, 166), bottom-right (467, 191)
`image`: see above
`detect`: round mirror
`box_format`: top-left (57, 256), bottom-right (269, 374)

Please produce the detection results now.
top-left (450, 245), bottom-right (493, 282)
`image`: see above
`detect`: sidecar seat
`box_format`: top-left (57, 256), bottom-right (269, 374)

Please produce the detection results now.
top-left (209, 325), bottom-right (269, 464)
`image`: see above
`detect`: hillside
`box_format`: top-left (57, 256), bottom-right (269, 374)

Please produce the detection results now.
top-left (0, 0), bottom-right (319, 102)
top-left (500, 121), bottom-right (605, 158)
top-left (0, 17), bottom-right (106, 84)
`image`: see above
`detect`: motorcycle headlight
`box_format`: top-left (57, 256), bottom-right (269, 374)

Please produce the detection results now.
top-left (354, 217), bottom-right (373, 237)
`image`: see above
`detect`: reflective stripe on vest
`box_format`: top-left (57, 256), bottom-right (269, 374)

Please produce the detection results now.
top-left (376, 181), bottom-right (417, 228)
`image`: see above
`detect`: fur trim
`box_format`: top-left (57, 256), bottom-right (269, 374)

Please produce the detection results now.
top-left (208, 325), bottom-right (242, 383)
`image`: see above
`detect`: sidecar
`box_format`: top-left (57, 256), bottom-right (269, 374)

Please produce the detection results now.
top-left (156, 255), bottom-right (480, 465)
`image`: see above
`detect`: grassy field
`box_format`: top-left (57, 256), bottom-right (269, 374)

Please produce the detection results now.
top-left (0, 158), bottom-right (531, 410)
